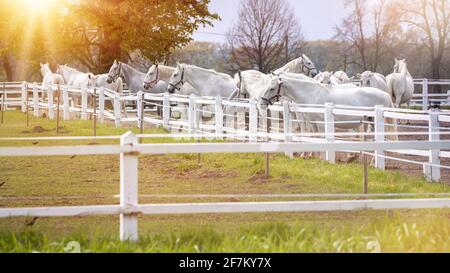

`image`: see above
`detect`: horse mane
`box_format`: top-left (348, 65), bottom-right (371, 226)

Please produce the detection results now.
top-left (151, 65), bottom-right (175, 79)
top-left (120, 62), bottom-right (145, 76)
top-left (182, 64), bottom-right (233, 81)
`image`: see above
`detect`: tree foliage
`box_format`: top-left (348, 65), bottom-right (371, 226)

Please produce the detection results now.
top-left (0, 0), bottom-right (219, 80)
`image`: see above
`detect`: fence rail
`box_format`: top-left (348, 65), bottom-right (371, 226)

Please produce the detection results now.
top-left (1, 81), bottom-right (450, 183)
top-left (0, 132), bottom-right (449, 241)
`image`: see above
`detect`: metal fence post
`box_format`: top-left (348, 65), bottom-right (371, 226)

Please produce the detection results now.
top-left (422, 78), bottom-right (429, 111)
top-left (47, 86), bottom-right (54, 120)
top-left (33, 84), bottom-right (39, 117)
top-left (120, 131), bottom-right (139, 242)
top-left (374, 105), bottom-right (385, 170)
top-left (81, 87), bottom-right (88, 120)
top-left (427, 109), bottom-right (440, 182)
top-left (99, 87), bottom-right (105, 123)
top-left (324, 103), bottom-right (335, 163)
top-left (215, 96), bottom-right (224, 139)
top-left (21, 82), bottom-right (27, 113)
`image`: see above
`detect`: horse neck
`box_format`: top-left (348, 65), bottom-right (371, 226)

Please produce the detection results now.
top-left (400, 64), bottom-right (411, 77)
top-left (185, 66), bottom-right (228, 93)
top-left (158, 66), bottom-right (175, 81)
top-left (276, 60), bottom-right (297, 73)
top-left (120, 63), bottom-right (142, 85)
top-left (282, 78), bottom-right (326, 104)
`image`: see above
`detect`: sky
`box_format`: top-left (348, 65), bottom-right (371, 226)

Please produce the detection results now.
top-left (193, 0), bottom-right (346, 42)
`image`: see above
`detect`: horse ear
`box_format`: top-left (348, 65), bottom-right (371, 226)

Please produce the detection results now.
top-left (356, 73), bottom-right (361, 78)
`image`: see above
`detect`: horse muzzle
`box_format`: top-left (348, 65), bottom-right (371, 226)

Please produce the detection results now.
top-left (167, 85), bottom-right (176, 94)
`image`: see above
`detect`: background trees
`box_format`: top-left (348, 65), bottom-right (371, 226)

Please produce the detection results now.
top-left (0, 0), bottom-right (218, 80)
top-left (226, 0), bottom-right (306, 74)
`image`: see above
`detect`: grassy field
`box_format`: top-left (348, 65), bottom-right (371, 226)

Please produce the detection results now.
top-left (0, 110), bottom-right (449, 253)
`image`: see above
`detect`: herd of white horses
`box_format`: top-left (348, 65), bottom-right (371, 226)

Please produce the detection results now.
top-left (39, 54), bottom-right (416, 139)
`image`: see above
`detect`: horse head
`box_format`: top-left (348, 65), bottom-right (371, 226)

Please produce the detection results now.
top-left (107, 60), bottom-right (121, 84)
top-left (167, 63), bottom-right (185, 94)
top-left (143, 63), bottom-right (160, 90)
top-left (301, 54), bottom-right (318, 78)
top-left (259, 76), bottom-right (283, 110)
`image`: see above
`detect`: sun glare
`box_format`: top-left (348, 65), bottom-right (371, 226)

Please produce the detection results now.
top-left (20, 0), bottom-right (55, 13)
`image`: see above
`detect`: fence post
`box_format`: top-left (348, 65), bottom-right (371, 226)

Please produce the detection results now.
top-left (422, 78), bottom-right (429, 111)
top-left (33, 84), bottom-right (39, 117)
top-left (215, 96), bottom-right (224, 139)
top-left (98, 87), bottom-right (105, 123)
top-left (447, 90), bottom-right (450, 106)
top-left (324, 103), bottom-right (335, 163)
top-left (163, 93), bottom-right (170, 130)
top-left (189, 94), bottom-right (196, 136)
top-left (47, 86), bottom-right (54, 120)
top-left (374, 105), bottom-right (385, 170)
top-left (283, 101), bottom-right (293, 157)
top-left (114, 94), bottom-right (121, 128)
top-left (120, 131), bottom-right (139, 242)
top-left (136, 91), bottom-right (143, 128)
top-left (249, 99), bottom-right (258, 143)
top-left (81, 87), bottom-right (88, 120)
top-left (63, 86), bottom-right (69, 121)
top-left (21, 82), bottom-right (27, 113)
top-left (426, 109), bottom-right (440, 182)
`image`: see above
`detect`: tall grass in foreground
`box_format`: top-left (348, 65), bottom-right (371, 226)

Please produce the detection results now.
top-left (1, 214), bottom-right (449, 253)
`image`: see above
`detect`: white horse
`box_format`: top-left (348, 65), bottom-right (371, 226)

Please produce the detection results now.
top-left (56, 65), bottom-right (97, 106)
top-left (143, 63), bottom-right (197, 94)
top-left (107, 60), bottom-right (167, 94)
top-left (386, 59), bottom-right (414, 107)
top-left (314, 71), bottom-right (358, 90)
top-left (258, 75), bottom-right (398, 141)
top-left (273, 54), bottom-right (318, 77)
top-left (168, 63), bottom-right (236, 98)
top-left (314, 72), bottom-right (340, 85)
top-left (334, 71), bottom-right (351, 83)
top-left (40, 63), bottom-right (65, 100)
top-left (359, 71), bottom-right (389, 96)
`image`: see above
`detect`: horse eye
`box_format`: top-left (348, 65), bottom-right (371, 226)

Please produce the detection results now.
top-left (270, 88), bottom-right (274, 91)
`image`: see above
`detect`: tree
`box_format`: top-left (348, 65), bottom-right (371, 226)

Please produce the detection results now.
top-left (335, 0), bottom-right (399, 73)
top-left (0, 0), bottom-right (219, 80)
top-left (226, 0), bottom-right (305, 73)
top-left (397, 0), bottom-right (450, 80)
top-left (58, 0), bottom-right (219, 73)
top-left (0, 0), bottom-right (61, 81)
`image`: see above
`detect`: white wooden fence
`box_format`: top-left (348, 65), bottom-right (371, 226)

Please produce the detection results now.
top-left (1, 81), bottom-right (450, 182)
top-left (0, 132), bottom-right (450, 241)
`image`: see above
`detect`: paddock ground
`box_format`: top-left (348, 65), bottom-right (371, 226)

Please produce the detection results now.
top-left (0, 111), bottom-right (449, 252)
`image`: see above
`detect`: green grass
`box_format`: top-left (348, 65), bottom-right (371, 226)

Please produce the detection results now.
top-left (0, 110), bottom-right (449, 253)
top-left (1, 210), bottom-right (450, 253)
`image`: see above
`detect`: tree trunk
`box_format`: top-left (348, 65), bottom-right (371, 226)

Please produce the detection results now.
top-left (98, 29), bottom-right (122, 74)
top-left (2, 54), bottom-right (14, 82)
top-left (431, 58), bottom-right (442, 92)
